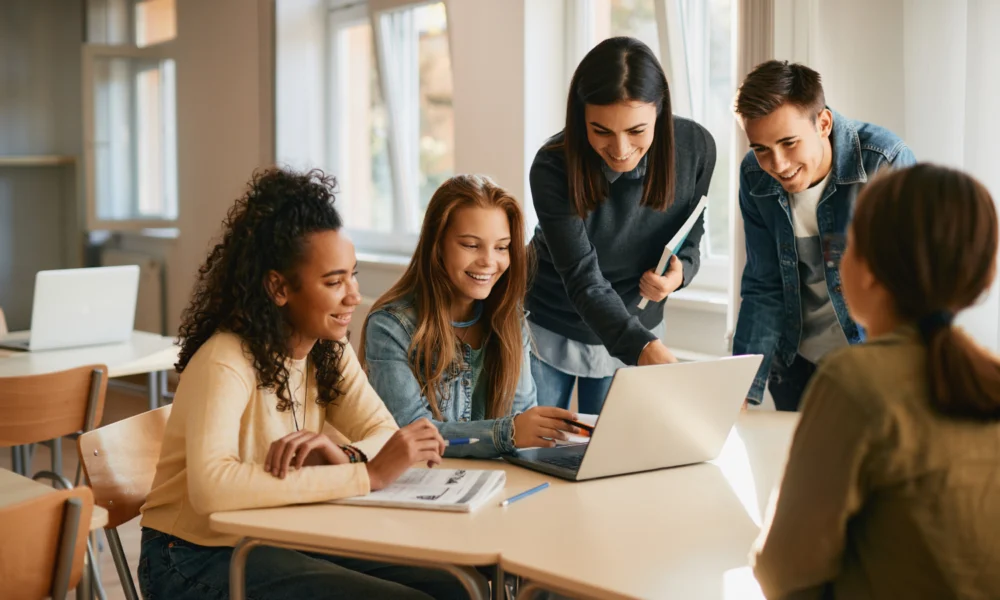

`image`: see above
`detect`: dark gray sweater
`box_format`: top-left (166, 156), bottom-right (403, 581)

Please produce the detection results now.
top-left (526, 116), bottom-right (716, 366)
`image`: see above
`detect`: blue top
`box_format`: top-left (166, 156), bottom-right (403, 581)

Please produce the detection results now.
top-left (733, 108), bottom-right (916, 402)
top-left (363, 295), bottom-right (537, 458)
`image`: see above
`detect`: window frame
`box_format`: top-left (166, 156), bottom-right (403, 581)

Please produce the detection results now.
top-left (567, 0), bottom-right (735, 295)
top-left (321, 0), bottom-right (450, 256)
top-left (81, 41), bottom-right (179, 232)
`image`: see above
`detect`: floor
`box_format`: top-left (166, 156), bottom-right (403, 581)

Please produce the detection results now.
top-left (1, 378), bottom-right (165, 599)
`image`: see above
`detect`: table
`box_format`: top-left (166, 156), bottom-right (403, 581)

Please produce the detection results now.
top-left (502, 410), bottom-right (799, 600)
top-left (210, 411), bottom-right (799, 600)
top-left (0, 330), bottom-right (179, 410)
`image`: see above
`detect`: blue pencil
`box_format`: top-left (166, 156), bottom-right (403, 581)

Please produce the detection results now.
top-left (444, 437), bottom-right (479, 447)
top-left (499, 482), bottom-right (550, 507)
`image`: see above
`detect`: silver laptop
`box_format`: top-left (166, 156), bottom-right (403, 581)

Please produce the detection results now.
top-left (0, 265), bottom-right (140, 352)
top-left (504, 355), bottom-right (764, 481)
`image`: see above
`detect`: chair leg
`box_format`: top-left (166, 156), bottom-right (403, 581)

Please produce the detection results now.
top-left (87, 537), bottom-right (108, 600)
top-left (107, 528), bottom-right (140, 600)
top-left (50, 437), bottom-right (63, 478)
top-left (23, 443), bottom-right (35, 475)
top-left (11, 446), bottom-right (22, 475)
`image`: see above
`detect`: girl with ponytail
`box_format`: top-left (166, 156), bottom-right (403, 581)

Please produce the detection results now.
top-left (752, 164), bottom-right (1000, 599)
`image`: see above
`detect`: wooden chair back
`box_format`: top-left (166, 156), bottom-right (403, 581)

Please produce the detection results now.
top-left (0, 485), bottom-right (94, 599)
top-left (0, 365), bottom-right (108, 447)
top-left (78, 404), bottom-right (171, 528)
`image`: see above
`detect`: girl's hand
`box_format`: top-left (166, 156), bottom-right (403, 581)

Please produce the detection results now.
top-left (365, 419), bottom-right (445, 490)
top-left (639, 255), bottom-right (684, 302)
top-left (513, 406), bottom-right (580, 448)
top-left (264, 432), bottom-right (351, 478)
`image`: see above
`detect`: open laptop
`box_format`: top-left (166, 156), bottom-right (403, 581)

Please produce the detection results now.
top-left (0, 265), bottom-right (140, 352)
top-left (504, 354), bottom-right (763, 481)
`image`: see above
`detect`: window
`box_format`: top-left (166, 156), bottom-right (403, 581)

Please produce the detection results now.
top-left (276, 0), bottom-right (455, 254)
top-left (83, 0), bottom-right (179, 230)
top-left (572, 0), bottom-right (736, 291)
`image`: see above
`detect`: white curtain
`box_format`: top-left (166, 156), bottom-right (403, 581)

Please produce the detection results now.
top-left (724, 0), bottom-right (774, 353)
top-left (372, 6), bottom-right (420, 232)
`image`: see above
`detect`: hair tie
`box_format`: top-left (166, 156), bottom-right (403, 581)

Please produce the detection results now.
top-left (918, 310), bottom-right (954, 340)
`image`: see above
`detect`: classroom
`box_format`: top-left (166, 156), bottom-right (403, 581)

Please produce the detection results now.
top-left (2, 1), bottom-right (999, 599)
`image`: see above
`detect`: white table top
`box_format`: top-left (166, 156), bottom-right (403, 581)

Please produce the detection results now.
top-left (0, 468), bottom-right (108, 531)
top-left (0, 330), bottom-right (179, 378)
top-left (211, 411), bottom-right (800, 599)
top-left (499, 410), bottom-right (799, 600)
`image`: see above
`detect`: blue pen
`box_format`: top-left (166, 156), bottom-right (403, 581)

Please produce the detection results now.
top-left (444, 437), bottom-right (479, 447)
top-left (499, 482), bottom-right (549, 507)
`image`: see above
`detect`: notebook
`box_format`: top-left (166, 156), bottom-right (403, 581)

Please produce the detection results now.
top-left (638, 195), bottom-right (709, 309)
top-left (554, 413), bottom-right (598, 446)
top-left (332, 468), bottom-right (506, 513)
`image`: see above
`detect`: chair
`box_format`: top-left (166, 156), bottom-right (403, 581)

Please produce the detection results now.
top-left (78, 404), bottom-right (172, 600)
top-left (0, 365), bottom-right (108, 479)
top-left (0, 485), bottom-right (95, 600)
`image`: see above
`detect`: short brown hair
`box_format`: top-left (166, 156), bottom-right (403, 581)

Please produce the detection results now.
top-left (852, 164), bottom-right (1000, 420)
top-left (734, 60), bottom-right (826, 121)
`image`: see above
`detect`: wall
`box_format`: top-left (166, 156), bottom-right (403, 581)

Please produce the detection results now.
top-left (158, 0), bottom-right (275, 332)
top-left (0, 0), bottom-right (83, 329)
top-left (446, 0), bottom-right (528, 203)
top-left (808, 0), bottom-right (1000, 351)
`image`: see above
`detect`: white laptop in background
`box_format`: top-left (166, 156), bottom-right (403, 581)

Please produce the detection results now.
top-left (504, 355), bottom-right (764, 481)
top-left (0, 265), bottom-right (140, 352)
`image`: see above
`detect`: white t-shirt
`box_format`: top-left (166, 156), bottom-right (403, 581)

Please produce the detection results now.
top-left (789, 171), bottom-right (847, 363)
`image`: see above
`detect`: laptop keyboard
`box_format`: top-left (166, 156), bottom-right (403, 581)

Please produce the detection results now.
top-left (539, 453), bottom-right (584, 470)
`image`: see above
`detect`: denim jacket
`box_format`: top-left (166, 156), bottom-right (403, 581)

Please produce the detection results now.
top-left (363, 296), bottom-right (537, 458)
top-left (734, 109), bottom-right (916, 403)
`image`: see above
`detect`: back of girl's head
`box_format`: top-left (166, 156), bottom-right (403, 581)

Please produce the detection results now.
top-left (362, 174), bottom-right (529, 419)
top-left (561, 36), bottom-right (675, 216)
top-left (176, 168), bottom-right (346, 407)
top-left (851, 164), bottom-right (1000, 419)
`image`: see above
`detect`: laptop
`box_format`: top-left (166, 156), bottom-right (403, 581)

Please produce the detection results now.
top-left (504, 354), bottom-right (763, 481)
top-left (0, 265), bottom-right (140, 352)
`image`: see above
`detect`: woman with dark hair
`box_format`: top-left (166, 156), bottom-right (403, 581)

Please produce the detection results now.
top-left (138, 168), bottom-right (468, 599)
top-left (527, 36), bottom-right (717, 413)
top-left (752, 164), bottom-right (1000, 599)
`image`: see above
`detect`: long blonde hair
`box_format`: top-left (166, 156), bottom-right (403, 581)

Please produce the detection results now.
top-left (359, 174), bottom-right (529, 420)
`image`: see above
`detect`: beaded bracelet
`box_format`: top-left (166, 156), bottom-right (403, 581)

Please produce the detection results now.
top-left (339, 444), bottom-right (368, 464)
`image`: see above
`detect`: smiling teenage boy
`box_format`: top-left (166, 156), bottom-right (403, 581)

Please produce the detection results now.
top-left (732, 60), bottom-right (916, 411)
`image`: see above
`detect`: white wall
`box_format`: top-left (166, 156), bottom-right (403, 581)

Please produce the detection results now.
top-left (446, 0), bottom-right (527, 202)
top-left (956, 0), bottom-right (1000, 350)
top-left (0, 0), bottom-right (83, 329)
top-left (163, 0), bottom-right (275, 332)
top-left (808, 0), bottom-right (1000, 351)
top-left (813, 0), bottom-right (906, 134)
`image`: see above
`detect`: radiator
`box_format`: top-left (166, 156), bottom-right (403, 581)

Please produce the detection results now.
top-left (101, 249), bottom-right (166, 335)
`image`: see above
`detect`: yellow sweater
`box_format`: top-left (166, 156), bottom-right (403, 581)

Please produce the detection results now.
top-left (140, 332), bottom-right (398, 546)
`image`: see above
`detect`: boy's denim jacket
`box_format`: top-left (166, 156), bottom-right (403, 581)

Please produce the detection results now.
top-left (734, 109), bottom-right (916, 403)
top-left (363, 296), bottom-right (537, 457)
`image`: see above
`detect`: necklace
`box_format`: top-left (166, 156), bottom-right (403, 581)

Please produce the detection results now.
top-left (290, 357), bottom-right (307, 432)
top-left (451, 301), bottom-right (484, 345)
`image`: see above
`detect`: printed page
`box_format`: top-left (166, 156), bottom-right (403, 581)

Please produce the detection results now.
top-left (333, 468), bottom-right (506, 512)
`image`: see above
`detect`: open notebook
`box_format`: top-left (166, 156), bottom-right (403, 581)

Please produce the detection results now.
top-left (332, 468), bottom-right (506, 513)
